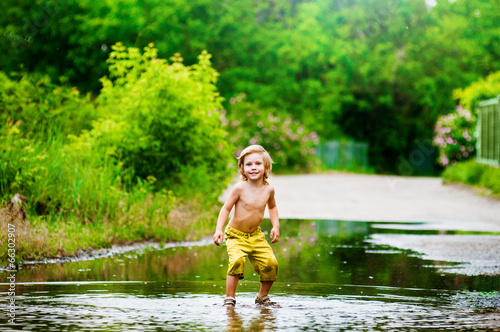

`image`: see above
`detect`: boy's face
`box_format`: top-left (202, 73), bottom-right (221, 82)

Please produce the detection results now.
top-left (243, 152), bottom-right (265, 182)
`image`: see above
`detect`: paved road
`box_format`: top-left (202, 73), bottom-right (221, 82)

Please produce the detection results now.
top-left (222, 173), bottom-right (500, 275)
top-left (240, 172), bottom-right (499, 275)
top-left (263, 173), bottom-right (500, 232)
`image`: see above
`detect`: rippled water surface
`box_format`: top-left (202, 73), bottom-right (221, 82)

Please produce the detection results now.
top-left (1, 219), bottom-right (499, 331)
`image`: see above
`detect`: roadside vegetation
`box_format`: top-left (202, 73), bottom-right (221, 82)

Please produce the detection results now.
top-left (442, 161), bottom-right (500, 197)
top-left (433, 71), bottom-right (500, 196)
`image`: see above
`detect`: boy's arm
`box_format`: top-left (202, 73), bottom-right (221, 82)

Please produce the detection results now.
top-left (268, 187), bottom-right (280, 243)
top-left (213, 184), bottom-right (241, 246)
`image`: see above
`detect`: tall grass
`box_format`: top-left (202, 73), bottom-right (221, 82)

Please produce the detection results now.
top-left (1, 108), bottom-right (220, 263)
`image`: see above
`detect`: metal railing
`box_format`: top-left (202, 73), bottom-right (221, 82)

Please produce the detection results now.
top-left (477, 95), bottom-right (500, 166)
top-left (316, 140), bottom-right (369, 170)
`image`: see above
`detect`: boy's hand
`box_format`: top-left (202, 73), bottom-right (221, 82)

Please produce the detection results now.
top-left (213, 230), bottom-right (224, 246)
top-left (270, 227), bottom-right (279, 243)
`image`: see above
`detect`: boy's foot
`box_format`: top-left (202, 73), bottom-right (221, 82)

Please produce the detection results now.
top-left (255, 295), bottom-right (280, 307)
top-left (223, 296), bottom-right (236, 307)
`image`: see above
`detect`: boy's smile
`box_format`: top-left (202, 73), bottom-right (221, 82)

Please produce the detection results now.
top-left (243, 152), bottom-right (265, 182)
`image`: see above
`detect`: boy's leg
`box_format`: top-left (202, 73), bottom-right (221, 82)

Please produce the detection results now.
top-left (257, 280), bottom-right (274, 299)
top-left (226, 275), bottom-right (240, 298)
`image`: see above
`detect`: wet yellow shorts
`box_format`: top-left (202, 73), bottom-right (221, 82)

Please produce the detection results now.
top-left (224, 226), bottom-right (278, 281)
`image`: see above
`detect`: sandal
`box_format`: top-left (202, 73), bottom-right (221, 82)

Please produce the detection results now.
top-left (255, 295), bottom-right (279, 307)
top-left (223, 296), bottom-right (236, 307)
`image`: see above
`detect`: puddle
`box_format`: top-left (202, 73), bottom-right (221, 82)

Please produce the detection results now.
top-left (1, 219), bottom-right (499, 331)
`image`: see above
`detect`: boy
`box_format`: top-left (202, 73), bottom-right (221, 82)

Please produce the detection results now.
top-left (213, 145), bottom-right (280, 307)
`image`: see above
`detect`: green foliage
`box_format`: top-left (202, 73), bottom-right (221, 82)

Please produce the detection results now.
top-left (0, 44), bottom-right (233, 261)
top-left (453, 71), bottom-right (500, 111)
top-left (2, 0), bottom-right (500, 172)
top-left (433, 71), bottom-right (500, 167)
top-left (0, 72), bottom-right (96, 140)
top-left (224, 95), bottom-right (320, 173)
top-left (442, 160), bottom-right (500, 196)
top-left (83, 43), bottom-right (233, 199)
top-left (0, 72), bottom-right (96, 202)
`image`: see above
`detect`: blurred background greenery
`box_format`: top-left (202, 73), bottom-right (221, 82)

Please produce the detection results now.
top-left (1, 0), bottom-right (499, 259)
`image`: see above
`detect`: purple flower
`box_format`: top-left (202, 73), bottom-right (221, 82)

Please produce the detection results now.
top-left (440, 154), bottom-right (449, 166)
top-left (230, 98), bottom-right (236, 104)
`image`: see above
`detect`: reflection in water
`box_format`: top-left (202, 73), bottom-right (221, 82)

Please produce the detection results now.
top-left (225, 306), bottom-right (277, 331)
top-left (226, 307), bottom-right (244, 331)
top-left (1, 219), bottom-right (499, 331)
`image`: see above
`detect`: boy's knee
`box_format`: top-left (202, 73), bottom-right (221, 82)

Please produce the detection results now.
top-left (233, 256), bottom-right (245, 270)
top-left (258, 257), bottom-right (278, 281)
top-left (267, 257), bottom-right (278, 270)
top-left (228, 256), bottom-right (246, 277)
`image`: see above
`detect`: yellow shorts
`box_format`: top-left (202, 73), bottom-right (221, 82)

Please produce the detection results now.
top-left (224, 225), bottom-right (278, 281)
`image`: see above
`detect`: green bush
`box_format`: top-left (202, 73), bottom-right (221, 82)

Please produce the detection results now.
top-left (442, 160), bottom-right (488, 184)
top-left (0, 44), bottom-right (235, 261)
top-left (434, 71), bottom-right (500, 167)
top-left (0, 72), bottom-right (97, 203)
top-left (84, 43), bottom-right (234, 199)
top-left (481, 167), bottom-right (500, 194)
top-left (433, 106), bottom-right (476, 167)
top-left (442, 160), bottom-right (500, 196)
top-left (224, 94), bottom-right (320, 173)
top-left (0, 72), bottom-right (96, 140)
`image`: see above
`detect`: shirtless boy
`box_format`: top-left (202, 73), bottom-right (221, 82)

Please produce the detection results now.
top-left (213, 145), bottom-right (280, 307)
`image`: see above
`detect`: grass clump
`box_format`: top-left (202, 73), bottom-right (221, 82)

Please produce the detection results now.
top-left (442, 160), bottom-right (500, 197)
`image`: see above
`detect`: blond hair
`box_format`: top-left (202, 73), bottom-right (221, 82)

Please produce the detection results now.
top-left (237, 145), bottom-right (273, 184)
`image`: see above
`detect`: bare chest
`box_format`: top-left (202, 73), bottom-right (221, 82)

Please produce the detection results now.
top-left (237, 189), bottom-right (270, 210)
